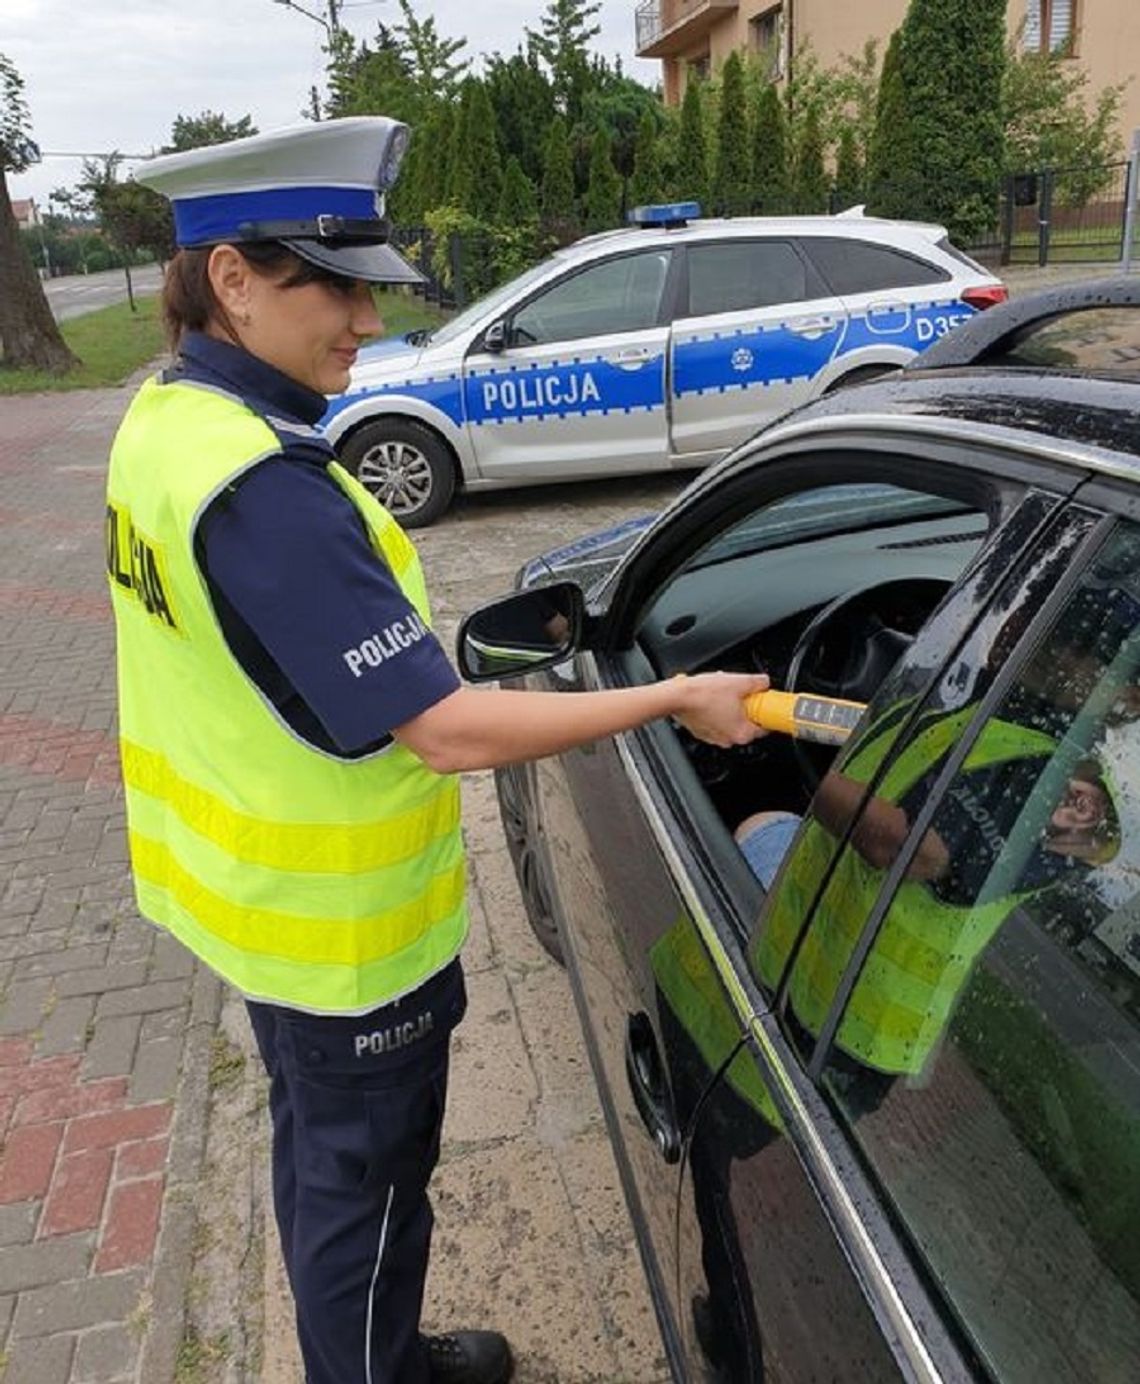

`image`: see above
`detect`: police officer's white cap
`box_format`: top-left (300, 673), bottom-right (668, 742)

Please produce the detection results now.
top-left (135, 117), bottom-right (423, 285)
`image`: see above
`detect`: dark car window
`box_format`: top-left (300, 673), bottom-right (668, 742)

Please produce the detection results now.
top-left (633, 468), bottom-right (1018, 950)
top-left (935, 235), bottom-right (989, 276)
top-left (819, 520), bottom-right (1140, 1382)
top-left (983, 306), bottom-right (1140, 379)
top-left (638, 479), bottom-right (988, 683)
top-left (684, 240), bottom-right (809, 317)
top-left (511, 251), bottom-right (672, 345)
top-left (746, 499), bottom-right (1088, 1007)
top-left (803, 237), bottom-right (950, 295)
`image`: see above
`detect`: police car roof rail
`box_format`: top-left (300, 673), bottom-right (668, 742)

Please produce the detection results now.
top-left (909, 276), bottom-right (1140, 371)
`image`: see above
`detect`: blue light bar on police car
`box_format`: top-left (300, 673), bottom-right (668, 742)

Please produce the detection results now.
top-left (628, 202), bottom-right (702, 228)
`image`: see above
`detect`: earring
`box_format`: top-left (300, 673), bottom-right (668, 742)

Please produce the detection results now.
top-left (240, 311), bottom-right (251, 326)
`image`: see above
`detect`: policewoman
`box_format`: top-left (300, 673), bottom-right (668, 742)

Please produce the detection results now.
top-left (106, 118), bottom-right (767, 1384)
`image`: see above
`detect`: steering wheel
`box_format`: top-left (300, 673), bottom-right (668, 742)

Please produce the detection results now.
top-left (784, 579), bottom-right (950, 789)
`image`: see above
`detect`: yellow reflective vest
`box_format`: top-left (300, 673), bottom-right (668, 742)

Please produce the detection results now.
top-left (106, 375), bottom-right (467, 1014)
top-left (753, 708), bottom-right (1055, 1075)
top-left (652, 914), bottom-right (784, 1132)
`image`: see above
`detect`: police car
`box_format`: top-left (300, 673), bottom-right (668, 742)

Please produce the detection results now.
top-left (321, 204), bottom-right (1007, 527)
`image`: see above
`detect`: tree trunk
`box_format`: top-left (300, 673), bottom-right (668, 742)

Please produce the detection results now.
top-left (0, 169), bottom-right (79, 373)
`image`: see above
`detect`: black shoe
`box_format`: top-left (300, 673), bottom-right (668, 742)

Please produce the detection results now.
top-left (424, 1330), bottom-right (513, 1384)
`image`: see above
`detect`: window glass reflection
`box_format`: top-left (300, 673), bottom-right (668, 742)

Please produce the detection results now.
top-left (824, 522), bottom-right (1140, 1382)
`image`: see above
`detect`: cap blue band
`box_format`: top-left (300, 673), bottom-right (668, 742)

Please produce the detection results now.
top-left (173, 184), bottom-right (381, 247)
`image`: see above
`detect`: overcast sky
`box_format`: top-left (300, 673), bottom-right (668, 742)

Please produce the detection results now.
top-left (2, 0), bottom-right (656, 208)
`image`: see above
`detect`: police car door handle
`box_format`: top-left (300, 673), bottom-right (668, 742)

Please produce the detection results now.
top-left (615, 347), bottom-right (652, 368)
top-left (789, 316), bottom-right (838, 335)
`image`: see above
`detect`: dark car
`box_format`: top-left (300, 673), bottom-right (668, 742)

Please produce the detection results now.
top-left (458, 280), bottom-right (1140, 1383)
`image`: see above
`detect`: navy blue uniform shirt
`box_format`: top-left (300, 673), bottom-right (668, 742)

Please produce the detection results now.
top-left (171, 333), bottom-right (459, 757)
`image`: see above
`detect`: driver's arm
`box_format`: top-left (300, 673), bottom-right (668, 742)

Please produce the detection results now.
top-left (813, 771), bottom-right (949, 881)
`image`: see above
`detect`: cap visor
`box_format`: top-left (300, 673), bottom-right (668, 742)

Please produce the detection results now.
top-left (289, 238), bottom-right (426, 285)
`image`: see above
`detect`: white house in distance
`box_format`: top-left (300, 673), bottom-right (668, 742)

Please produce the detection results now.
top-left (12, 198), bottom-right (42, 230)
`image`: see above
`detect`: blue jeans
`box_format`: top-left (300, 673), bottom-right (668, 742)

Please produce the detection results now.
top-left (737, 813), bottom-right (801, 889)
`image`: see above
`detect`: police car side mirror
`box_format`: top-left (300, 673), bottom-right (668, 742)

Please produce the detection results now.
top-left (483, 320), bottom-right (507, 354)
top-left (457, 582), bottom-right (585, 683)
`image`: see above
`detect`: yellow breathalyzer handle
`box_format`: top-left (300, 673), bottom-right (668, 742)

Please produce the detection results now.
top-left (744, 689), bottom-right (867, 745)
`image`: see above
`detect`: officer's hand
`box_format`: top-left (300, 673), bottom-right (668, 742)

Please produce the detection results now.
top-left (674, 672), bottom-right (770, 748)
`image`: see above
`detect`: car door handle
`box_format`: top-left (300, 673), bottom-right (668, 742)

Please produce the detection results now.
top-left (614, 347), bottom-right (653, 368)
top-left (788, 317), bottom-right (838, 335)
top-left (625, 1013), bottom-right (681, 1164)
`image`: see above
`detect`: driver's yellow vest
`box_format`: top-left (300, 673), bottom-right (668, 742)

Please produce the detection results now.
top-left (106, 376), bottom-right (467, 1014)
top-left (752, 709), bottom-right (1055, 1074)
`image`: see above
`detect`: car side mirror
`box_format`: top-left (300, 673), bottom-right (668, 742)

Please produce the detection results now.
top-left (483, 320), bottom-right (507, 354)
top-left (457, 582), bottom-right (586, 682)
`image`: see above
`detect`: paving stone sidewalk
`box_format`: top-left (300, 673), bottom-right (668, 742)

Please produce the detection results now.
top-left (0, 382), bottom-right (221, 1384)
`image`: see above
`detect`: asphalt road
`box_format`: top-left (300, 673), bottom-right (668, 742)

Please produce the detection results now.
top-left (43, 263), bottom-right (165, 321)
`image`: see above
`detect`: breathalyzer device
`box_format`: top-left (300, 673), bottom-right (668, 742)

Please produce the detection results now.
top-left (744, 690), bottom-right (867, 745)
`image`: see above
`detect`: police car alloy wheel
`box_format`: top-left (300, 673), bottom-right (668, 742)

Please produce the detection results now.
top-left (339, 419), bottom-right (456, 528)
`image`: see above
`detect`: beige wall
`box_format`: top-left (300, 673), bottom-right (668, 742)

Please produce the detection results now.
top-left (1077, 2), bottom-right (1140, 146)
top-left (657, 1), bottom-right (1140, 155)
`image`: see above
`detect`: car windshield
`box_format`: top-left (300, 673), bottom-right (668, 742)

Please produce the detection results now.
top-left (425, 255), bottom-right (565, 348)
top-left (687, 484), bottom-right (974, 571)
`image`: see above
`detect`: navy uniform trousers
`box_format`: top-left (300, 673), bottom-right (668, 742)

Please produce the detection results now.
top-left (247, 960), bottom-right (467, 1384)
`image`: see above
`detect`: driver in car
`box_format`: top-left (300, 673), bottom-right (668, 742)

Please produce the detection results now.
top-left (736, 757), bottom-right (1118, 892)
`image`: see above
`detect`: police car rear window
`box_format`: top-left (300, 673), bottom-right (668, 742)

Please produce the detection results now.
top-left (686, 240), bottom-right (810, 316)
top-left (983, 306), bottom-right (1140, 378)
top-left (936, 235), bottom-right (990, 277)
top-left (803, 238), bottom-right (950, 295)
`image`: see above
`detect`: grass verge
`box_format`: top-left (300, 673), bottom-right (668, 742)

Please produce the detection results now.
top-left (372, 289), bottom-right (447, 338)
top-left (0, 295), bottom-right (166, 394)
top-left (0, 289), bottom-right (447, 396)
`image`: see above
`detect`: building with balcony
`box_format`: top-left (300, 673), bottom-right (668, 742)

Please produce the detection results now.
top-left (635, 2), bottom-right (1140, 151)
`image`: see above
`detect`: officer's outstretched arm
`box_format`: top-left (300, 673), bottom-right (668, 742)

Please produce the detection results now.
top-left (393, 674), bottom-right (769, 775)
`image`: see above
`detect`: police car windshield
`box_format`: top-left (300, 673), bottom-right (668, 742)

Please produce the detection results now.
top-left (427, 257), bottom-right (562, 347)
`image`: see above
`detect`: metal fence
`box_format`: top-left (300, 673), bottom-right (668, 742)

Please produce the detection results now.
top-left (988, 160), bottom-right (1133, 268)
top-left (831, 159), bottom-right (1133, 269)
top-left (388, 226), bottom-right (458, 309)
